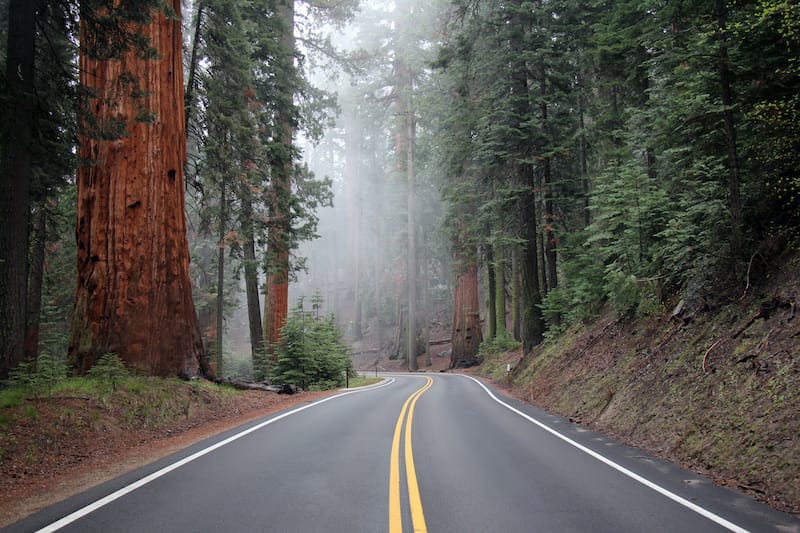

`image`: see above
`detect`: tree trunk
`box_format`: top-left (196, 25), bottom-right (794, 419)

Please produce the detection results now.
top-left (215, 179), bottom-right (226, 376)
top-left (486, 243), bottom-right (497, 339)
top-left (395, 50), bottom-right (418, 371)
top-left (25, 205), bottom-right (47, 361)
top-left (539, 62), bottom-right (558, 295)
top-left (511, 245), bottom-right (521, 341)
top-left (375, 211), bottom-right (385, 355)
top-left (577, 71), bottom-right (590, 228)
top-left (520, 177), bottom-right (546, 352)
top-left (184, 2), bottom-right (205, 137)
top-left (510, 0), bottom-right (545, 352)
top-left (0, 0), bottom-right (35, 379)
top-left (495, 246), bottom-right (506, 337)
top-left (406, 106), bottom-right (418, 372)
top-left (263, 0), bottom-right (295, 352)
top-left (450, 242), bottom-right (482, 368)
top-left (343, 97), bottom-right (362, 340)
top-left (421, 243), bottom-right (432, 367)
top-left (241, 197), bottom-right (264, 366)
top-left (70, 1), bottom-right (207, 378)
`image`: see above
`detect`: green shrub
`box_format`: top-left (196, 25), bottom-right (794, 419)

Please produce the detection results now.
top-left (478, 332), bottom-right (520, 360)
top-left (0, 387), bottom-right (26, 409)
top-left (272, 297), bottom-right (351, 390)
top-left (88, 353), bottom-right (129, 391)
top-left (5, 353), bottom-right (68, 398)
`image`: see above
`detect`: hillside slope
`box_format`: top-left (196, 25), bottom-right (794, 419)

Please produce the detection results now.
top-left (477, 250), bottom-right (799, 514)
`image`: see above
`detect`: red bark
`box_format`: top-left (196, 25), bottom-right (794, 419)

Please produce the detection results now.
top-left (450, 247), bottom-right (482, 368)
top-left (263, 0), bottom-right (294, 353)
top-left (70, 2), bottom-right (207, 378)
top-left (265, 253), bottom-right (289, 348)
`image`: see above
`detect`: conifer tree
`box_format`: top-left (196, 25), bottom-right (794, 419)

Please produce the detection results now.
top-left (70, 1), bottom-right (207, 377)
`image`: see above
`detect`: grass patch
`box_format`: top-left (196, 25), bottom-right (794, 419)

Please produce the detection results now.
top-left (347, 376), bottom-right (382, 388)
top-left (0, 387), bottom-right (27, 409)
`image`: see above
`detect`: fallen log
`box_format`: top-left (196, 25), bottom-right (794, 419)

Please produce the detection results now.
top-left (428, 338), bottom-right (451, 347)
top-left (221, 378), bottom-right (282, 393)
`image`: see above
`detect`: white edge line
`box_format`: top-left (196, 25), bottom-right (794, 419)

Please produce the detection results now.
top-left (36, 378), bottom-right (395, 533)
top-left (459, 374), bottom-right (749, 533)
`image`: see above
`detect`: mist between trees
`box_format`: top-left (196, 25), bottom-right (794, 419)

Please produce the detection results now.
top-left (1, 0), bottom-right (798, 382)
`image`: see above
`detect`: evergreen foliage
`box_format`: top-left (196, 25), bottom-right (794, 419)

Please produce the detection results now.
top-left (5, 353), bottom-right (68, 398)
top-left (87, 353), bottom-right (129, 391)
top-left (432, 0), bottom-right (800, 350)
top-left (3, 0), bottom-right (799, 370)
top-left (272, 297), bottom-right (351, 391)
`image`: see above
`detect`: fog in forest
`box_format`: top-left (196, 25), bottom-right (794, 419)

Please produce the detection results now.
top-left (4, 0), bottom-right (795, 386)
top-left (223, 0), bottom-right (454, 372)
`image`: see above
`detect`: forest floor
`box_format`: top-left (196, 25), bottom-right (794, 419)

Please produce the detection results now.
top-left (0, 384), bottom-right (335, 527)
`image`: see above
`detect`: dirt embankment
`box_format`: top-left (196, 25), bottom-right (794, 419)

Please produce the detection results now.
top-left (0, 382), bottom-right (335, 527)
top-left (478, 252), bottom-right (799, 514)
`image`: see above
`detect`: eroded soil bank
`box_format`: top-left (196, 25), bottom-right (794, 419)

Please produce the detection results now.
top-left (477, 252), bottom-right (799, 514)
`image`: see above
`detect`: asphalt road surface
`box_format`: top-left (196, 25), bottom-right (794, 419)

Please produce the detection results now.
top-left (5, 374), bottom-right (799, 532)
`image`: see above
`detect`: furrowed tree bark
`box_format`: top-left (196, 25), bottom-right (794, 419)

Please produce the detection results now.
top-left (495, 246), bottom-right (506, 337)
top-left (486, 243), bottom-right (497, 339)
top-left (241, 196), bottom-right (264, 365)
top-left (510, 0), bottom-right (545, 352)
top-left (25, 205), bottom-right (47, 361)
top-left (450, 236), bottom-right (482, 368)
top-left (263, 0), bottom-right (295, 352)
top-left (0, 0), bottom-right (35, 379)
top-left (511, 245), bottom-right (521, 341)
top-left (70, 2), bottom-right (207, 378)
top-left (215, 179), bottom-right (226, 376)
top-left (539, 60), bottom-right (558, 296)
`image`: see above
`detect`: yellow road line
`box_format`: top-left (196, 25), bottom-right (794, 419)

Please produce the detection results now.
top-left (405, 377), bottom-right (432, 532)
top-left (389, 377), bottom-right (433, 533)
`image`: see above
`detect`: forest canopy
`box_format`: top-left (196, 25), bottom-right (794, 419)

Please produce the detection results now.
top-left (1, 0), bottom-right (798, 380)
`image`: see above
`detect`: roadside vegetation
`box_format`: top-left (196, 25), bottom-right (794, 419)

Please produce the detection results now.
top-left (266, 298), bottom-right (354, 391)
top-left (475, 250), bottom-right (800, 514)
top-left (0, 353), bottom-right (238, 434)
top-left (0, 353), bottom-right (237, 477)
top-left (347, 376), bottom-right (383, 388)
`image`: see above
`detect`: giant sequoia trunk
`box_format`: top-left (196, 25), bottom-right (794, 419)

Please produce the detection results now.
top-left (486, 243), bottom-right (497, 339)
top-left (494, 246), bottom-right (506, 337)
top-left (70, 2), bottom-right (206, 377)
top-left (263, 0), bottom-right (295, 351)
top-left (450, 250), bottom-right (482, 369)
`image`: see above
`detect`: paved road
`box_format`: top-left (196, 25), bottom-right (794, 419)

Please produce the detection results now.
top-left (5, 374), bottom-right (799, 532)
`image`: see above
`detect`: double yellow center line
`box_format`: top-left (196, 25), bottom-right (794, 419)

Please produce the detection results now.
top-left (389, 376), bottom-right (433, 533)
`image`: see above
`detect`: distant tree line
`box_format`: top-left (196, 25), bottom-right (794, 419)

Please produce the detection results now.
top-left (429, 0), bottom-right (799, 359)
